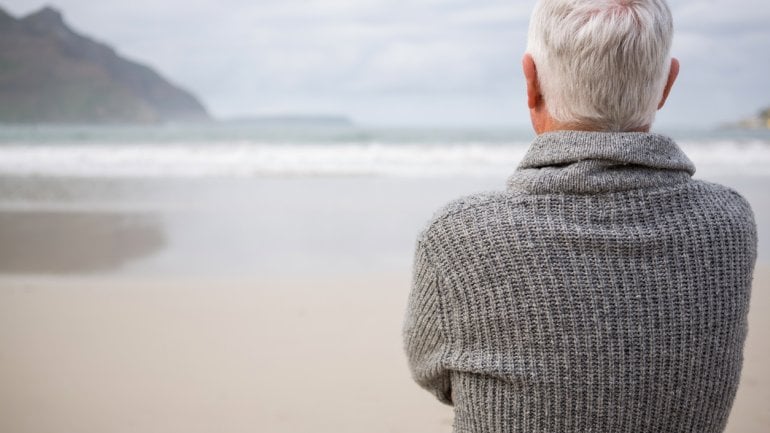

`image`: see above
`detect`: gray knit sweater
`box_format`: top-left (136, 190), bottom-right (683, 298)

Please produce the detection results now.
top-left (403, 131), bottom-right (757, 433)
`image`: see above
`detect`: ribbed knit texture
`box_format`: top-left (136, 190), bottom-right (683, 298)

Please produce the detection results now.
top-left (403, 131), bottom-right (758, 433)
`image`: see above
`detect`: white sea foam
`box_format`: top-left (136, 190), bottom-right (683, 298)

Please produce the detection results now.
top-left (0, 138), bottom-right (768, 178)
top-left (0, 141), bottom-right (531, 178)
top-left (679, 140), bottom-right (770, 177)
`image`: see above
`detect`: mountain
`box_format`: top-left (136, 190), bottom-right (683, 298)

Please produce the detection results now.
top-left (0, 6), bottom-right (209, 124)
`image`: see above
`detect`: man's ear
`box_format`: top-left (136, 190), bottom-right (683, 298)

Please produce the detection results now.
top-left (522, 53), bottom-right (541, 109)
top-left (658, 57), bottom-right (679, 109)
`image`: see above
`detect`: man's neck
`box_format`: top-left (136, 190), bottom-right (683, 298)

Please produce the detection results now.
top-left (540, 124), bottom-right (652, 134)
top-left (530, 108), bottom-right (650, 134)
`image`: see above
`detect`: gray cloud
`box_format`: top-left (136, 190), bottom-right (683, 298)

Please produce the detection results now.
top-left (3, 0), bottom-right (769, 126)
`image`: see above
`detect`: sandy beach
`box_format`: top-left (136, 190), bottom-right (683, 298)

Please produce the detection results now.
top-left (0, 163), bottom-right (767, 432)
top-left (0, 267), bottom-right (766, 433)
top-left (0, 273), bottom-right (455, 433)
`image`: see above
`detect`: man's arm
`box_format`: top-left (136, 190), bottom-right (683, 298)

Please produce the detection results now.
top-left (402, 239), bottom-right (453, 405)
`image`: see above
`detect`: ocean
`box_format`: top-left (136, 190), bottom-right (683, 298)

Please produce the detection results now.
top-left (1, 124), bottom-right (769, 178)
top-left (0, 123), bottom-right (768, 277)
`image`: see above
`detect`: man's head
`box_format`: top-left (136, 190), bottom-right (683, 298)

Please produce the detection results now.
top-left (524, 0), bottom-right (678, 133)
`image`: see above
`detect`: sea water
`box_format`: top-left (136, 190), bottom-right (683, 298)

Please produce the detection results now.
top-left (0, 124), bottom-right (769, 178)
top-left (0, 123), bottom-right (767, 276)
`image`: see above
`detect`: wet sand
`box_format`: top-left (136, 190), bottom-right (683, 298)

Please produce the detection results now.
top-left (0, 267), bottom-right (767, 433)
top-left (0, 211), bottom-right (164, 274)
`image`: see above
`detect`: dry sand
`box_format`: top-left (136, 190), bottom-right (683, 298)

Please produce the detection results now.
top-left (0, 273), bottom-right (453, 433)
top-left (0, 268), bottom-right (767, 433)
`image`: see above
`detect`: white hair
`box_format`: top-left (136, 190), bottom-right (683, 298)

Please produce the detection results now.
top-left (526, 0), bottom-right (674, 131)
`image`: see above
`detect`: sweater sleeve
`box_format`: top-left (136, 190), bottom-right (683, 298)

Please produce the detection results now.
top-left (402, 239), bottom-right (453, 405)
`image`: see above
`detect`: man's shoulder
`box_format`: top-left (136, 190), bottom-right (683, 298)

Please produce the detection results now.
top-left (688, 179), bottom-right (754, 214)
top-left (416, 190), bottom-right (520, 244)
top-left (688, 180), bottom-right (756, 233)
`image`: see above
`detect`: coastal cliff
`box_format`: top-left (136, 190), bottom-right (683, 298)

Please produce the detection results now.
top-left (0, 6), bottom-right (209, 124)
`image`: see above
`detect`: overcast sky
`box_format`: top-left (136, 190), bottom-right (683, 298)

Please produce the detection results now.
top-left (3, 0), bottom-right (770, 127)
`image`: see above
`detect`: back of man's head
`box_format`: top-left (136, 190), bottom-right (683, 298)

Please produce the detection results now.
top-left (527, 0), bottom-right (674, 131)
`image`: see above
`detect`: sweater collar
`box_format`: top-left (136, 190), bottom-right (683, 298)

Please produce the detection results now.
top-left (507, 130), bottom-right (696, 194)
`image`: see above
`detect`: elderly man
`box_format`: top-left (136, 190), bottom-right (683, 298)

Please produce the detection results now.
top-left (402, 0), bottom-right (757, 432)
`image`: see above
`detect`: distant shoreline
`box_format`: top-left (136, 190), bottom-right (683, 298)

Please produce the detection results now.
top-left (722, 107), bottom-right (770, 130)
